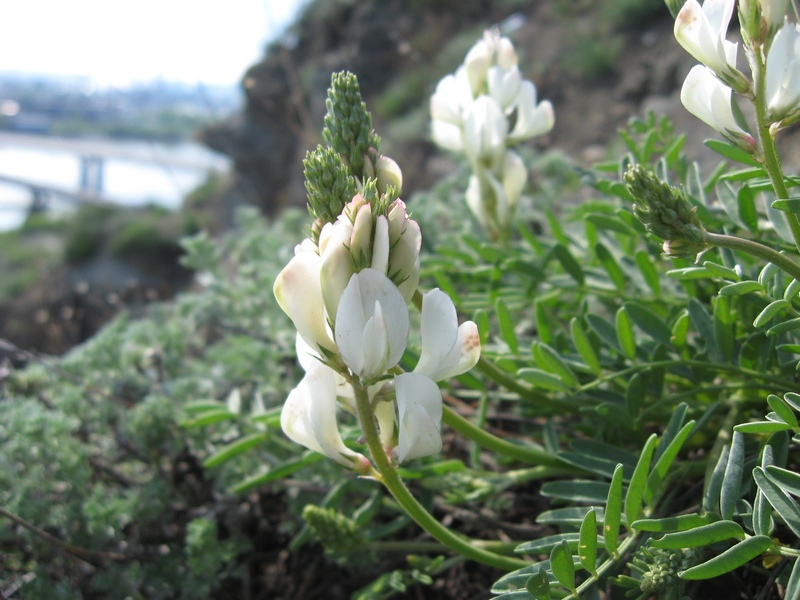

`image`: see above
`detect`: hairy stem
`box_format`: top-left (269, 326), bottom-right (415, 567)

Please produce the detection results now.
top-left (704, 231), bottom-right (800, 282)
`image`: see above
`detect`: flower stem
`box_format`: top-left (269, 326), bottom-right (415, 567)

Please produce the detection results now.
top-left (750, 42), bottom-right (800, 252)
top-left (475, 355), bottom-right (573, 412)
top-left (442, 405), bottom-right (578, 471)
top-left (703, 231), bottom-right (800, 281)
top-left (351, 378), bottom-right (529, 571)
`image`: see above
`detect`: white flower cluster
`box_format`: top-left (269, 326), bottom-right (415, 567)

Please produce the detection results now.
top-left (430, 30), bottom-right (554, 239)
top-left (273, 175), bottom-right (481, 468)
top-left (675, 0), bottom-right (800, 144)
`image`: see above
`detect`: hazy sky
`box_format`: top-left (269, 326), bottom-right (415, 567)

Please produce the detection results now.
top-left (0, 1), bottom-right (306, 87)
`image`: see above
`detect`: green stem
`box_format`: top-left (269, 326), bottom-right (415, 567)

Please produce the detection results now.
top-left (351, 378), bottom-right (529, 571)
top-left (750, 42), bottom-right (800, 252)
top-left (704, 231), bottom-right (800, 282)
top-left (442, 405), bottom-right (578, 471)
top-left (565, 533), bottom-right (641, 600)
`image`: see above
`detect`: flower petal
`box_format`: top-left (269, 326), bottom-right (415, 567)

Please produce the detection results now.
top-left (509, 81), bottom-right (554, 141)
top-left (335, 269), bottom-right (410, 381)
top-left (280, 361), bottom-right (368, 469)
top-left (273, 244), bottom-right (336, 354)
top-left (415, 289), bottom-right (481, 381)
top-left (395, 373), bottom-right (443, 463)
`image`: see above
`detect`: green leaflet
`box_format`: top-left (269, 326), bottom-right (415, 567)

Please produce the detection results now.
top-left (550, 540), bottom-right (577, 596)
top-left (633, 512), bottom-right (713, 533)
top-left (496, 297), bottom-right (519, 354)
top-left (625, 434), bottom-right (658, 525)
top-left (753, 466), bottom-right (800, 537)
top-left (651, 520), bottom-right (745, 549)
top-left (579, 508), bottom-right (598, 577)
top-left (720, 431), bottom-right (745, 521)
top-left (644, 421), bottom-right (695, 507)
top-left (570, 317), bottom-right (601, 374)
top-left (679, 535), bottom-right (774, 580)
top-left (616, 306), bottom-right (637, 360)
top-left (605, 464), bottom-right (624, 557)
top-left (203, 432), bottom-right (267, 468)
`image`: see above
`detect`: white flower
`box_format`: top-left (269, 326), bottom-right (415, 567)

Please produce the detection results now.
top-left (414, 289), bottom-right (481, 381)
top-left (487, 64), bottom-right (522, 112)
top-left (740, 0), bottom-right (789, 45)
top-left (394, 373), bottom-right (443, 463)
top-left (273, 240), bottom-right (336, 355)
top-left (766, 20), bottom-right (800, 121)
top-left (280, 359), bottom-right (369, 470)
top-left (334, 268), bottom-right (410, 382)
top-left (680, 65), bottom-right (755, 149)
top-left (508, 81), bottom-right (555, 142)
top-left (674, 0), bottom-right (740, 82)
top-left (463, 95), bottom-right (508, 169)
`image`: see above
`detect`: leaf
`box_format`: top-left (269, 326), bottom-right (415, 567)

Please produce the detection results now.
top-left (714, 295), bottom-right (734, 362)
top-left (734, 421), bottom-right (793, 434)
top-left (716, 180), bottom-right (744, 227)
top-left (516, 533), bottom-right (582, 554)
top-left (704, 445), bottom-right (729, 514)
top-left (570, 318), bottom-right (601, 374)
top-left (517, 368), bottom-right (570, 392)
top-left (679, 535), bottom-right (774, 580)
top-left (626, 434), bottom-right (658, 525)
top-left (704, 139), bottom-right (760, 166)
top-left (604, 464), bottom-right (624, 557)
top-left (203, 432), bottom-right (267, 468)
top-left (525, 569), bottom-right (552, 600)
top-left (539, 507), bottom-right (603, 527)
top-left (595, 243), bottom-right (626, 291)
top-left (652, 520), bottom-right (745, 550)
top-left (785, 278), bottom-right (800, 301)
top-left (585, 213), bottom-right (637, 236)
top-left (738, 185), bottom-right (758, 232)
top-left (753, 300), bottom-right (790, 328)
top-left (766, 394), bottom-right (799, 428)
top-left (496, 297), bottom-right (518, 354)
top-left (753, 489), bottom-right (774, 537)
top-left (554, 244), bottom-right (584, 285)
top-left (533, 342), bottom-right (578, 388)
top-left (688, 298), bottom-right (718, 359)
top-left (540, 480), bottom-right (610, 504)
top-left (770, 197), bottom-right (800, 213)
top-left (753, 466), bottom-right (800, 537)
top-left (765, 465), bottom-right (800, 497)
top-left (720, 431), bottom-right (745, 521)
top-left (624, 301), bottom-right (673, 345)
top-left (180, 408), bottom-right (237, 428)
top-left (645, 421), bottom-right (695, 506)
top-left (578, 509), bottom-right (598, 576)
top-left (550, 540), bottom-right (577, 595)
top-left (616, 306), bottom-right (637, 360)
top-left (784, 554), bottom-right (800, 600)
top-left (586, 314), bottom-right (624, 355)
top-left (718, 281), bottom-right (764, 296)
top-left (667, 266), bottom-right (714, 280)
top-left (702, 260), bottom-right (740, 281)
top-left (766, 317), bottom-right (800, 336)
top-left (671, 310), bottom-right (690, 346)
top-left (784, 392), bottom-right (800, 412)
top-left (229, 452), bottom-right (323, 493)
top-left (535, 300), bottom-right (552, 345)
top-left (634, 250), bottom-right (661, 294)
top-left (633, 513), bottom-right (714, 533)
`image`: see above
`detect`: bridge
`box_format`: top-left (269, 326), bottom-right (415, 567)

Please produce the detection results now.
top-left (0, 132), bottom-right (230, 219)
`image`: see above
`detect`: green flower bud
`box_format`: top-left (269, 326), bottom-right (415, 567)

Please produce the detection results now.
top-left (625, 164), bottom-right (709, 259)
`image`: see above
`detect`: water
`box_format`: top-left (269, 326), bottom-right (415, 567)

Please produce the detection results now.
top-left (0, 135), bottom-right (231, 231)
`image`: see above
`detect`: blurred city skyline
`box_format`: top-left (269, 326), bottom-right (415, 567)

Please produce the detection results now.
top-left (0, 0), bottom-right (306, 88)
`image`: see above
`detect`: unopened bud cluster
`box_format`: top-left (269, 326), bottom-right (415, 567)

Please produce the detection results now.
top-left (430, 29), bottom-right (554, 239)
top-left (634, 547), bottom-right (695, 595)
top-left (625, 164), bottom-right (709, 259)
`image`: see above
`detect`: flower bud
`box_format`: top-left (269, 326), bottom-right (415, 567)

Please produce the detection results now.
top-left (375, 155), bottom-right (403, 196)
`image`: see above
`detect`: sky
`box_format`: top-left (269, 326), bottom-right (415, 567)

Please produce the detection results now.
top-left (0, 0), bottom-right (306, 87)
